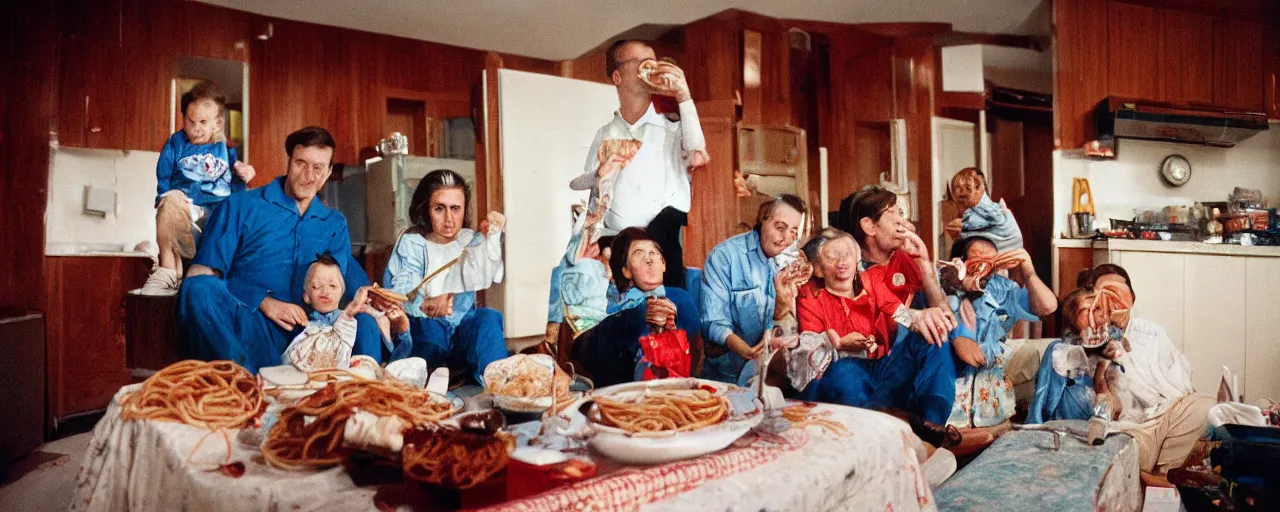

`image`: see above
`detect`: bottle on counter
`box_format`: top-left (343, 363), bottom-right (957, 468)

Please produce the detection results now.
top-left (1190, 202), bottom-right (1206, 238)
top-left (1205, 208), bottom-right (1224, 244)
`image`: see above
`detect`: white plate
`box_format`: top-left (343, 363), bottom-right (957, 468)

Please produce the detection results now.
top-left (582, 378), bottom-right (763, 465)
top-left (493, 391), bottom-right (585, 413)
top-left (258, 365), bottom-right (464, 412)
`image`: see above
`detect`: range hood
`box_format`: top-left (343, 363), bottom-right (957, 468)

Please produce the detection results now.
top-left (1094, 97), bottom-right (1268, 149)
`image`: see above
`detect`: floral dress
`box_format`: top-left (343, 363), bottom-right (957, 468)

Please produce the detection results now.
top-left (947, 275), bottom-right (1038, 428)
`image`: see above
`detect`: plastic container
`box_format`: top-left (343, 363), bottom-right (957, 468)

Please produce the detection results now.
top-left (1213, 423), bottom-right (1280, 508)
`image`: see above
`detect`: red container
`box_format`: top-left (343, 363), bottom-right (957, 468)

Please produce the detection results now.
top-left (506, 456), bottom-right (598, 501)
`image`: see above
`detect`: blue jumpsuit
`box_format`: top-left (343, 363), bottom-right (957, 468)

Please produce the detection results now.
top-left (176, 177), bottom-right (384, 373)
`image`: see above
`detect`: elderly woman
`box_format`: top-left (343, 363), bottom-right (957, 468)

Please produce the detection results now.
top-left (383, 169), bottom-right (507, 385)
top-left (700, 194), bottom-right (808, 386)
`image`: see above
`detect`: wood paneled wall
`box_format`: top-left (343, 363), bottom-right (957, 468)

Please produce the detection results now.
top-left (1055, 0), bottom-right (1279, 149)
top-left (43, 257), bottom-right (150, 418)
top-left (0, 1), bottom-right (59, 314)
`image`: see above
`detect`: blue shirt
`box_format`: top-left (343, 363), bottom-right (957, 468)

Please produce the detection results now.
top-left (193, 176), bottom-right (356, 309)
top-left (156, 131), bottom-right (245, 207)
top-left (382, 233), bottom-right (479, 328)
top-left (700, 230), bottom-right (776, 383)
top-left (950, 275), bottom-right (1037, 366)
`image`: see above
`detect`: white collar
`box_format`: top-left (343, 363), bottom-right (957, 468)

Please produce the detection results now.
top-left (615, 102), bottom-right (666, 129)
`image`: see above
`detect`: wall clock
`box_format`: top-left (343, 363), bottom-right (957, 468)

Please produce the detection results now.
top-left (1160, 154), bottom-right (1191, 187)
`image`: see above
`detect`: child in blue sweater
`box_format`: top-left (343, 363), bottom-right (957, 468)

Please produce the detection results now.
top-left (139, 80), bottom-right (256, 295)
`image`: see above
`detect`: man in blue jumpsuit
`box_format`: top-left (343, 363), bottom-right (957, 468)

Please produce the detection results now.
top-left (176, 126), bottom-right (383, 373)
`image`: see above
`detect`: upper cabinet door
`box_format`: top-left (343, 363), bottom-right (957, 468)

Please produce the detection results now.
top-left (1214, 19), bottom-right (1266, 112)
top-left (1107, 2), bottom-right (1164, 101)
top-left (1161, 9), bottom-right (1215, 106)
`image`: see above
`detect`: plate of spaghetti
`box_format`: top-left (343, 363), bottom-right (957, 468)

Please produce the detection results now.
top-left (582, 378), bottom-right (763, 464)
top-left (483, 354), bottom-right (584, 414)
top-left (261, 378), bottom-right (460, 470)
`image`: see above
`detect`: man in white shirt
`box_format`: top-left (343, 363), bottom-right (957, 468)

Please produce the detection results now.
top-left (570, 39), bottom-right (708, 290)
top-left (1083, 264), bottom-right (1213, 486)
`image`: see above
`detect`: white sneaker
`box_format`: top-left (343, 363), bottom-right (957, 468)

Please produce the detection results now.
top-left (135, 267), bottom-right (180, 296)
top-left (923, 448), bottom-right (957, 489)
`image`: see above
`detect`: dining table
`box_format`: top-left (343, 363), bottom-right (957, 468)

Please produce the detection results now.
top-left (71, 383), bottom-right (938, 511)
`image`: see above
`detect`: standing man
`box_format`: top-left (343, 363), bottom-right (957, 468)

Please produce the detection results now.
top-left (177, 126), bottom-right (383, 373)
top-left (569, 39), bottom-right (709, 290)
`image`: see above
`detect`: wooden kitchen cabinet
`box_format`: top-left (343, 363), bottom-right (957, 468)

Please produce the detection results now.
top-left (42, 256), bottom-right (150, 419)
top-left (57, 0), bottom-right (169, 151)
top-left (1214, 18), bottom-right (1267, 113)
top-left (1107, 2), bottom-right (1164, 101)
top-left (1267, 29), bottom-right (1280, 119)
top-left (1161, 9), bottom-right (1215, 106)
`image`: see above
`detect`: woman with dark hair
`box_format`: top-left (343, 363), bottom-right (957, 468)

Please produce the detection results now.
top-left (383, 169), bottom-right (508, 384)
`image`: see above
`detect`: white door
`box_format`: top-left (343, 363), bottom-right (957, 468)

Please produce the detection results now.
top-left (495, 69), bottom-right (619, 338)
top-left (931, 117), bottom-right (978, 253)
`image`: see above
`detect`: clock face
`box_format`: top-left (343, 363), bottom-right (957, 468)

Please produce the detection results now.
top-left (1161, 155), bottom-right (1191, 187)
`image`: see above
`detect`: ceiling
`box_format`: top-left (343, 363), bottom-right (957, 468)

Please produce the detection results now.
top-left (199, 0), bottom-right (1049, 61)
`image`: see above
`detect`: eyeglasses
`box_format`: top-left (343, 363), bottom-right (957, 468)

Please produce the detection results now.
top-left (608, 58), bottom-right (647, 74)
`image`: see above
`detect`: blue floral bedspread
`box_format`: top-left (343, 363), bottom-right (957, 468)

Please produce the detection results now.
top-left (934, 420), bottom-right (1141, 512)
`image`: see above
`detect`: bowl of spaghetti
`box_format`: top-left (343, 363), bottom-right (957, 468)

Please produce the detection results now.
top-left (583, 378), bottom-right (763, 464)
top-left (484, 354), bottom-right (583, 413)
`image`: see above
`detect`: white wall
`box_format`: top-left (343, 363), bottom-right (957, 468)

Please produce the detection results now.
top-left (495, 69), bottom-right (618, 338)
top-left (941, 45), bottom-right (984, 92)
top-left (1053, 125), bottom-right (1280, 236)
top-left (45, 147), bottom-right (160, 256)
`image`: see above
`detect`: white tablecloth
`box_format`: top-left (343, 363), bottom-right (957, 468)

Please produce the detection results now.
top-left (72, 385), bottom-right (935, 511)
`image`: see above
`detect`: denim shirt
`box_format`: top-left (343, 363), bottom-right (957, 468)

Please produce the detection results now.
top-left (700, 230), bottom-right (776, 385)
top-left (949, 275), bottom-right (1036, 367)
top-left (383, 232), bottom-right (478, 328)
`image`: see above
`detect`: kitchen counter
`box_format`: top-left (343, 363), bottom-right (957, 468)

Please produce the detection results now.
top-left (1052, 236), bottom-right (1280, 402)
top-left (1053, 238), bottom-right (1280, 258)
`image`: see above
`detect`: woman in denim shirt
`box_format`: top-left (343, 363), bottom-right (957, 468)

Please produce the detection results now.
top-left (700, 195), bottom-right (807, 385)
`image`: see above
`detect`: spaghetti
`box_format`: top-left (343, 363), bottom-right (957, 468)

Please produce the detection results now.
top-left (962, 250), bottom-right (1025, 284)
top-left (781, 403), bottom-right (849, 437)
top-left (1082, 281), bottom-right (1134, 347)
top-left (261, 379), bottom-right (455, 470)
top-left (401, 427), bottom-right (514, 489)
top-left (120, 360), bottom-right (264, 430)
top-left (591, 389), bottom-right (729, 434)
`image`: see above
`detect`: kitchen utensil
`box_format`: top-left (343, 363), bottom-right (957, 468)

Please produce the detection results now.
top-left (1071, 212), bottom-right (1095, 238)
top-left (1071, 177), bottom-right (1095, 215)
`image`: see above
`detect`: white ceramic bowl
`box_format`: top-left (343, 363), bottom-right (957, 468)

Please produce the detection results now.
top-left (583, 378), bottom-right (763, 465)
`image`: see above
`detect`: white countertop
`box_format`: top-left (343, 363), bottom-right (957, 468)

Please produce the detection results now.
top-left (1054, 238), bottom-right (1280, 257)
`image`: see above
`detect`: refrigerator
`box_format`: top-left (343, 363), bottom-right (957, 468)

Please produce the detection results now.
top-left (364, 155), bottom-right (477, 250)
